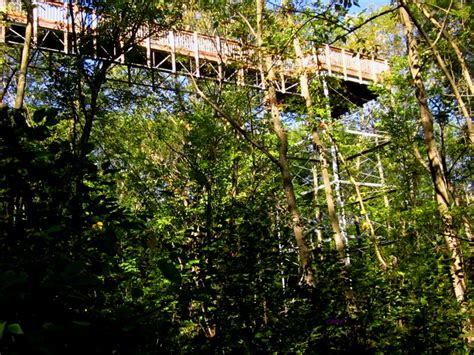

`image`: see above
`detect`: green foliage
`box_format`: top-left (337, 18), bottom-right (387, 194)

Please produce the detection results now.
top-left (0, 107), bottom-right (182, 353)
top-left (1, 0), bottom-right (473, 352)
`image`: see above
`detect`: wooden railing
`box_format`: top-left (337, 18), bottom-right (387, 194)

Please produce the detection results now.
top-left (1, 0), bottom-right (389, 86)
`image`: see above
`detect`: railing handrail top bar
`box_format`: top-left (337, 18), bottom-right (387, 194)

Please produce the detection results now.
top-left (8, 0), bottom-right (389, 66)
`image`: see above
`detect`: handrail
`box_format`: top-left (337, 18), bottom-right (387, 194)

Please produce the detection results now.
top-left (3, 0), bottom-right (390, 84)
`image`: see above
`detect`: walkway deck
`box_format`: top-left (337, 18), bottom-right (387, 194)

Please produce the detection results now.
top-left (1, 0), bottom-right (390, 93)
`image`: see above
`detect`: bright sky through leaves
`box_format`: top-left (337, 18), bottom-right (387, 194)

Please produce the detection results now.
top-left (352, 0), bottom-right (391, 11)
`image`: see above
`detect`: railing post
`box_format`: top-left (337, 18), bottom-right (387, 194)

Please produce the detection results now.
top-left (169, 31), bottom-right (176, 73)
top-left (325, 44), bottom-right (332, 75)
top-left (0, 0), bottom-right (5, 43)
top-left (32, 0), bottom-right (38, 44)
top-left (193, 31), bottom-right (199, 77)
top-left (120, 40), bottom-right (125, 63)
top-left (311, 47), bottom-right (319, 74)
top-left (357, 52), bottom-right (362, 83)
top-left (371, 55), bottom-right (376, 82)
top-left (146, 36), bottom-right (151, 68)
top-left (342, 48), bottom-right (347, 80)
top-left (216, 36), bottom-right (223, 81)
top-left (63, 0), bottom-right (68, 54)
top-left (280, 73), bottom-right (286, 93)
top-left (237, 44), bottom-right (244, 86)
top-left (92, 9), bottom-right (98, 58)
top-left (72, 2), bottom-right (80, 54)
top-left (1, 2), bottom-right (389, 88)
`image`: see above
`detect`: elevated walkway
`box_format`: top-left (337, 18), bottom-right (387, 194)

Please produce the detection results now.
top-left (1, 0), bottom-right (389, 94)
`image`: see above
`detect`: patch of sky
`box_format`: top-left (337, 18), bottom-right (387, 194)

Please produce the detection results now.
top-left (349, 0), bottom-right (391, 13)
top-left (318, 0), bottom-right (391, 12)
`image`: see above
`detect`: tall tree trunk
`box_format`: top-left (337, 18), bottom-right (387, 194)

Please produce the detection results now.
top-left (412, 0), bottom-right (474, 99)
top-left (311, 163), bottom-right (324, 255)
top-left (14, 0), bottom-right (34, 110)
top-left (256, 0), bottom-right (316, 288)
top-left (280, 1), bottom-right (360, 314)
top-left (281, 2), bottom-right (347, 264)
top-left (400, 0), bottom-right (474, 151)
top-left (293, 34), bottom-right (348, 266)
top-left (399, 5), bottom-right (472, 337)
top-left (311, 129), bottom-right (347, 262)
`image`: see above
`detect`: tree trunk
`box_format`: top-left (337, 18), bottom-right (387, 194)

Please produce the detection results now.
top-left (256, 0), bottom-right (316, 288)
top-left (332, 138), bottom-right (388, 270)
top-left (412, 0), bottom-right (474, 99)
top-left (401, 0), bottom-right (474, 151)
top-left (292, 33), bottom-right (347, 265)
top-left (14, 0), bottom-right (34, 110)
top-left (311, 129), bottom-right (346, 262)
top-left (311, 163), bottom-right (324, 255)
top-left (281, 1), bottom-right (360, 313)
top-left (399, 5), bottom-right (472, 337)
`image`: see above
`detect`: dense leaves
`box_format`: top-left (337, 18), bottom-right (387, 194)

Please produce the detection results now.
top-left (1, 0), bottom-right (473, 353)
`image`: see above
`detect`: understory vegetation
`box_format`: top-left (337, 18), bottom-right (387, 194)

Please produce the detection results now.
top-left (1, 0), bottom-right (473, 353)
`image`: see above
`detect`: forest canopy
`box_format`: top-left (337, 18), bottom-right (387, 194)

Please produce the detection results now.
top-left (0, 0), bottom-right (473, 353)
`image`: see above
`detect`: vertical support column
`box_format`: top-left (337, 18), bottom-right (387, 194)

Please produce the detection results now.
top-left (216, 36), bottom-right (223, 81)
top-left (330, 143), bottom-right (349, 264)
top-left (325, 44), bottom-right (332, 75)
top-left (342, 48), bottom-right (347, 80)
top-left (357, 53), bottom-right (362, 83)
top-left (120, 40), bottom-right (125, 63)
top-left (193, 31), bottom-right (200, 77)
top-left (371, 55), bottom-right (376, 82)
top-left (275, 209), bottom-right (289, 303)
top-left (311, 47), bottom-right (319, 75)
top-left (146, 36), bottom-right (151, 68)
top-left (92, 10), bottom-right (98, 58)
top-left (280, 73), bottom-right (286, 93)
top-left (169, 31), bottom-right (176, 73)
top-left (375, 138), bottom-right (390, 209)
top-left (237, 68), bottom-right (245, 86)
top-left (72, 2), bottom-right (79, 54)
top-left (0, 0), bottom-right (6, 43)
top-left (237, 45), bottom-right (244, 86)
top-left (258, 56), bottom-right (265, 89)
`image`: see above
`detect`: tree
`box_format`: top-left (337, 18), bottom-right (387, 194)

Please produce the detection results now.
top-left (1, 0), bottom-right (473, 352)
top-left (255, 0), bottom-right (317, 289)
top-left (398, 2), bottom-right (472, 338)
top-left (398, 0), bottom-right (474, 151)
top-left (14, 0), bottom-right (33, 109)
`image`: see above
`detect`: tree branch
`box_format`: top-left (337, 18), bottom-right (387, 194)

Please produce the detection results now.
top-left (189, 75), bottom-right (279, 166)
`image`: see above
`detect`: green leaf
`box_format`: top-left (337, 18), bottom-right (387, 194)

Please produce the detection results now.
top-left (157, 259), bottom-right (182, 284)
top-left (0, 321), bottom-right (6, 340)
top-left (72, 320), bottom-right (91, 327)
top-left (42, 322), bottom-right (56, 331)
top-left (0, 271), bottom-right (28, 289)
top-left (62, 260), bottom-right (86, 278)
top-left (33, 108), bottom-right (47, 123)
top-left (7, 323), bottom-right (23, 335)
top-left (460, 331), bottom-right (474, 338)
